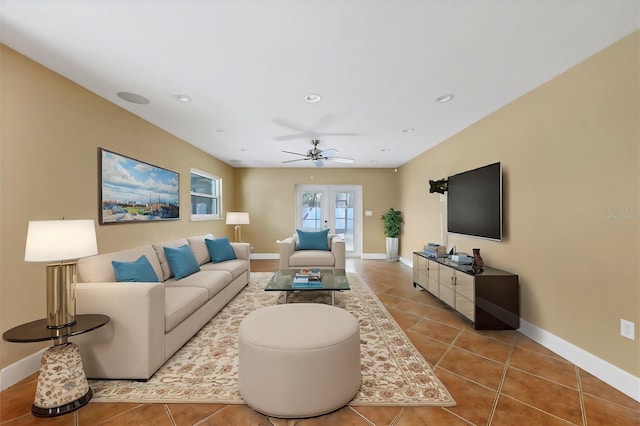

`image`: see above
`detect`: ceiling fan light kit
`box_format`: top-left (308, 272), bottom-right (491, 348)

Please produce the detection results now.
top-left (282, 139), bottom-right (354, 167)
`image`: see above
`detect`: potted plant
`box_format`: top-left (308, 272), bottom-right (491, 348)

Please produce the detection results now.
top-left (381, 208), bottom-right (404, 261)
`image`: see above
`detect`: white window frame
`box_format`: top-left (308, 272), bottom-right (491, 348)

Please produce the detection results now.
top-left (190, 168), bottom-right (222, 221)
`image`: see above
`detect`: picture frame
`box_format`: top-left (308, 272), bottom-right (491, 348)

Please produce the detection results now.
top-left (99, 148), bottom-right (180, 224)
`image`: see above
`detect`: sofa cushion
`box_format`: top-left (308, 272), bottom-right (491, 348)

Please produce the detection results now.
top-left (296, 229), bottom-right (330, 250)
top-left (165, 270), bottom-right (233, 299)
top-left (200, 259), bottom-right (247, 280)
top-left (163, 245), bottom-right (201, 280)
top-left (111, 255), bottom-right (159, 282)
top-left (187, 234), bottom-right (215, 265)
top-left (205, 237), bottom-right (237, 263)
top-left (165, 287), bottom-right (208, 332)
top-left (153, 238), bottom-right (190, 280)
top-left (289, 250), bottom-right (336, 267)
top-left (78, 245), bottom-right (163, 283)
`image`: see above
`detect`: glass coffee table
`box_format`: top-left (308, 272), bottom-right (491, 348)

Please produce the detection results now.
top-left (265, 269), bottom-right (350, 306)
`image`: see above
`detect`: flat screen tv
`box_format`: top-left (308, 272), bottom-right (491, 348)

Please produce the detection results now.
top-left (447, 162), bottom-right (502, 241)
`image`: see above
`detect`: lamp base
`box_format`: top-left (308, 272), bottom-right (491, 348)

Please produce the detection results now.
top-left (32, 389), bottom-right (92, 417)
top-left (234, 225), bottom-right (242, 242)
top-left (32, 343), bottom-right (92, 417)
top-left (46, 262), bottom-right (77, 329)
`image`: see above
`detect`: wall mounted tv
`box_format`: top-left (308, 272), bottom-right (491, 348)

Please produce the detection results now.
top-left (447, 162), bottom-right (502, 241)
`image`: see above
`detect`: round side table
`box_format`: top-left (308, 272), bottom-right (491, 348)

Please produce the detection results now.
top-left (3, 314), bottom-right (110, 417)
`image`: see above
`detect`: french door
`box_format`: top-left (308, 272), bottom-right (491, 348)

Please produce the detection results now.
top-left (295, 185), bottom-right (362, 257)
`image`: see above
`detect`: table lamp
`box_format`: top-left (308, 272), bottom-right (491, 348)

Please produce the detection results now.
top-left (24, 220), bottom-right (98, 329)
top-left (226, 212), bottom-right (250, 242)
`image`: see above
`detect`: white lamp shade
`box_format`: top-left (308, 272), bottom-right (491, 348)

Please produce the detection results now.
top-left (24, 220), bottom-right (98, 262)
top-left (226, 212), bottom-right (250, 225)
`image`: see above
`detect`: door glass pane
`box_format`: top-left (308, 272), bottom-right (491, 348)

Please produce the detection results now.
top-left (334, 191), bottom-right (354, 251)
top-left (300, 191), bottom-right (323, 231)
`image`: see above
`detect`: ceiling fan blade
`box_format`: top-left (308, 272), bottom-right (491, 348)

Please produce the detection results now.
top-left (312, 113), bottom-right (343, 130)
top-left (273, 118), bottom-right (310, 133)
top-left (281, 150), bottom-right (308, 157)
top-left (325, 157), bottom-right (354, 163)
top-left (282, 158), bottom-right (310, 163)
top-left (313, 159), bottom-right (325, 167)
top-left (320, 148), bottom-right (338, 156)
top-left (318, 132), bottom-right (359, 137)
top-left (274, 133), bottom-right (317, 142)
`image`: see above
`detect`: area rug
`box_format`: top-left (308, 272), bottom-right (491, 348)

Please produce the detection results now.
top-left (90, 272), bottom-right (455, 407)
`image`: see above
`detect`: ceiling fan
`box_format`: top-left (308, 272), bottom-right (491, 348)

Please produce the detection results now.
top-left (282, 140), bottom-right (354, 167)
top-left (273, 115), bottom-right (359, 141)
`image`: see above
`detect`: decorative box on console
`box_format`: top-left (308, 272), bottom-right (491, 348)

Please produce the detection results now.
top-left (423, 243), bottom-right (447, 258)
top-left (449, 253), bottom-right (473, 264)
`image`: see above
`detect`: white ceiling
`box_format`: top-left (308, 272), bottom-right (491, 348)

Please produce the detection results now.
top-left (1, 0), bottom-right (638, 168)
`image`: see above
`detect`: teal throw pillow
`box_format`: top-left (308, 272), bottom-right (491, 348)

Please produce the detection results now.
top-left (163, 244), bottom-right (200, 280)
top-left (205, 237), bottom-right (237, 263)
top-left (296, 229), bottom-right (330, 250)
top-left (112, 255), bottom-right (159, 282)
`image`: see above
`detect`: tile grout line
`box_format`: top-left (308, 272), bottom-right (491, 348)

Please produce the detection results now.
top-left (576, 366), bottom-right (587, 426)
top-left (433, 327), bottom-right (464, 370)
top-left (348, 406), bottom-right (376, 426)
top-left (164, 403), bottom-right (177, 426)
top-left (497, 393), bottom-right (578, 425)
top-left (388, 406), bottom-right (405, 426)
top-left (486, 331), bottom-right (517, 425)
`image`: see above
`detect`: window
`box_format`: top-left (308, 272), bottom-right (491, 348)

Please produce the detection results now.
top-left (190, 169), bottom-right (221, 221)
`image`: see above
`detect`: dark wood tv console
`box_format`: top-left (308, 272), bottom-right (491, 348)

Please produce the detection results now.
top-left (413, 252), bottom-right (520, 330)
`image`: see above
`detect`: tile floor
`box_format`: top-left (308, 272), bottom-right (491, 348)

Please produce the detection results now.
top-left (1, 259), bottom-right (638, 425)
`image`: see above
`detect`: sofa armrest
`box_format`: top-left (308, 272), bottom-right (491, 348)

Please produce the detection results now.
top-left (231, 242), bottom-right (250, 260)
top-left (72, 282), bottom-right (166, 380)
top-left (278, 237), bottom-right (295, 269)
top-left (331, 236), bottom-right (346, 270)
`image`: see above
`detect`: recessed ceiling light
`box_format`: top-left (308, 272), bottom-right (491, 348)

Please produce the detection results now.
top-left (239, 148), bottom-right (248, 152)
top-left (213, 128), bottom-right (225, 133)
top-left (117, 91), bottom-right (150, 105)
top-left (401, 128), bottom-right (415, 133)
top-left (381, 148), bottom-right (390, 152)
top-left (304, 94), bottom-right (322, 103)
top-left (172, 94), bottom-right (192, 102)
top-left (230, 159), bottom-right (243, 163)
top-left (435, 94), bottom-right (454, 103)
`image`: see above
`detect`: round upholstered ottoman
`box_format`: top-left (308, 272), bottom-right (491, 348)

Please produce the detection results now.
top-left (238, 303), bottom-right (361, 418)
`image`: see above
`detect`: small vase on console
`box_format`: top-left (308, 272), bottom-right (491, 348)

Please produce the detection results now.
top-left (472, 248), bottom-right (484, 273)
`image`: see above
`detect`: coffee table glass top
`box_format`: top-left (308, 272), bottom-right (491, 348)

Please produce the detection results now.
top-left (265, 269), bottom-right (350, 292)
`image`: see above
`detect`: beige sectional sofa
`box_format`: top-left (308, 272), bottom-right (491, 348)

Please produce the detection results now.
top-left (72, 234), bottom-right (250, 380)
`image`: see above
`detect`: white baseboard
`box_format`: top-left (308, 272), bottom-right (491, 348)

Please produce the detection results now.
top-left (399, 256), bottom-right (412, 267)
top-left (361, 253), bottom-right (387, 260)
top-left (249, 253), bottom-right (279, 260)
top-left (0, 347), bottom-right (46, 391)
top-left (519, 319), bottom-right (640, 402)
top-left (252, 252), bottom-right (405, 261)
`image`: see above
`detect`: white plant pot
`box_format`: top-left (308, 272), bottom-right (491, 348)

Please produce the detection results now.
top-left (385, 237), bottom-right (399, 261)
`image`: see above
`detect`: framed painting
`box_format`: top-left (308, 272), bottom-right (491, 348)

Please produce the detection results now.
top-left (99, 148), bottom-right (180, 224)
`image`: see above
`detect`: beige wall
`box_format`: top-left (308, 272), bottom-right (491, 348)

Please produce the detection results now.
top-left (398, 32), bottom-right (640, 376)
top-left (234, 168), bottom-right (398, 254)
top-left (0, 46), bottom-right (238, 367)
top-left (2, 30), bottom-right (638, 380)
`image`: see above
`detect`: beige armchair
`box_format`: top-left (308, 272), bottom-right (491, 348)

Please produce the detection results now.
top-left (278, 232), bottom-right (346, 270)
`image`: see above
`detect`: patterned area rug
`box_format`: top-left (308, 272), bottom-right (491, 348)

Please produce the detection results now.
top-left (90, 272), bottom-right (455, 407)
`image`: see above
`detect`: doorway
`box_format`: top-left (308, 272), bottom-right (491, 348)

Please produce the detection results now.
top-left (295, 185), bottom-right (362, 257)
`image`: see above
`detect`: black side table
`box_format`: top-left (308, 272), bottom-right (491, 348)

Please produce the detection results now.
top-left (3, 314), bottom-right (110, 417)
